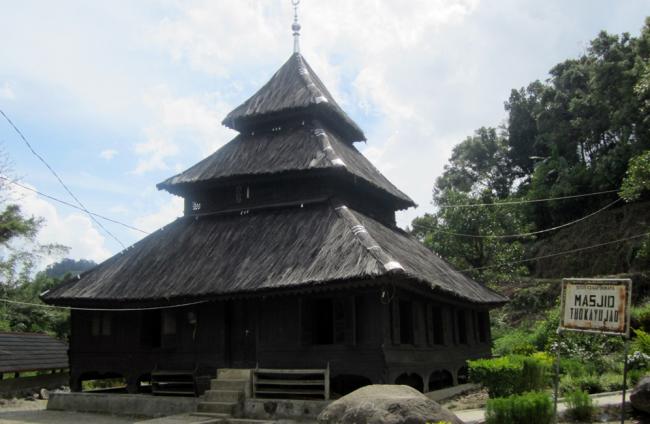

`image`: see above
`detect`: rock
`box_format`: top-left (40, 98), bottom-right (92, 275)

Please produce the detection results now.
top-left (631, 376), bottom-right (650, 414)
top-left (318, 384), bottom-right (463, 424)
top-left (39, 388), bottom-right (49, 400)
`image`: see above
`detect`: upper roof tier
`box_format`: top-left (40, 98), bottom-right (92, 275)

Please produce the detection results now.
top-left (223, 53), bottom-right (366, 142)
top-left (157, 123), bottom-right (415, 209)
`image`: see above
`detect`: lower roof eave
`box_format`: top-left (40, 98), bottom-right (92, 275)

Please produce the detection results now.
top-left (41, 273), bottom-right (507, 310)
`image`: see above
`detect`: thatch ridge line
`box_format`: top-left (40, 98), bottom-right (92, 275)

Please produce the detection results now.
top-left (314, 127), bottom-right (346, 168)
top-left (296, 55), bottom-right (328, 104)
top-left (333, 203), bottom-right (404, 273)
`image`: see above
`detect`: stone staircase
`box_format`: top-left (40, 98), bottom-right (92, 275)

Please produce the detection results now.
top-left (193, 369), bottom-right (273, 424)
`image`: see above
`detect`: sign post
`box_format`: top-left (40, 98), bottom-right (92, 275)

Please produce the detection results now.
top-left (558, 278), bottom-right (632, 424)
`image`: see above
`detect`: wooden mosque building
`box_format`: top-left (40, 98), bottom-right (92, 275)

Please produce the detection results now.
top-left (42, 31), bottom-right (506, 397)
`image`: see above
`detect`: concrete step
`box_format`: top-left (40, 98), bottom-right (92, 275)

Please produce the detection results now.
top-left (203, 389), bottom-right (243, 402)
top-left (211, 379), bottom-right (248, 391)
top-left (191, 412), bottom-right (231, 422)
top-left (197, 401), bottom-right (237, 415)
top-left (217, 368), bottom-right (251, 380)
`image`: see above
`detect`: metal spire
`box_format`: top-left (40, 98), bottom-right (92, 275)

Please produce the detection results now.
top-left (292, 0), bottom-right (301, 54)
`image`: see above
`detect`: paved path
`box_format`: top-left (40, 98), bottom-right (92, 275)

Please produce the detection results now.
top-left (455, 391), bottom-right (630, 423)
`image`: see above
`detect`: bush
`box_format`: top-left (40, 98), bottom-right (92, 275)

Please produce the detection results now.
top-left (559, 358), bottom-right (587, 377)
top-left (599, 372), bottom-right (624, 392)
top-left (560, 374), bottom-right (603, 395)
top-left (485, 392), bottom-right (554, 424)
top-left (469, 356), bottom-right (523, 398)
top-left (564, 390), bottom-right (594, 422)
top-left (493, 330), bottom-right (536, 356)
top-left (469, 355), bottom-right (548, 398)
top-left (631, 300), bottom-right (650, 331)
top-left (633, 328), bottom-right (650, 355)
top-left (521, 357), bottom-right (550, 393)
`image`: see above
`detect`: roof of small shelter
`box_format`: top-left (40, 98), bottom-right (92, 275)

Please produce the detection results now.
top-left (157, 125), bottom-right (415, 208)
top-left (42, 202), bottom-right (506, 306)
top-left (0, 332), bottom-right (68, 373)
top-left (222, 53), bottom-right (365, 142)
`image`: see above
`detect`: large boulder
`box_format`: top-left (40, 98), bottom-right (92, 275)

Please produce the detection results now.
top-left (318, 384), bottom-right (463, 424)
top-left (631, 376), bottom-right (650, 414)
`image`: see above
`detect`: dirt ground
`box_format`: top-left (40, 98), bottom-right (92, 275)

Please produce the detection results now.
top-left (0, 398), bottom-right (137, 424)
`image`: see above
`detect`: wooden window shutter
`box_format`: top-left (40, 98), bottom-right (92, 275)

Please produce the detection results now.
top-left (426, 304), bottom-right (434, 346)
top-left (300, 299), bottom-right (313, 345)
top-left (333, 298), bottom-right (346, 344)
top-left (412, 302), bottom-right (421, 346)
top-left (391, 300), bottom-right (400, 345)
top-left (343, 296), bottom-right (356, 345)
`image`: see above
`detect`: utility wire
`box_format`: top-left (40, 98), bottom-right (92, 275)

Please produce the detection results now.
top-left (412, 198), bottom-right (622, 239)
top-left (0, 175), bottom-right (149, 235)
top-left (457, 231), bottom-right (650, 273)
top-left (1, 231), bottom-right (648, 312)
top-left (436, 189), bottom-right (618, 208)
top-left (0, 109), bottom-right (126, 249)
top-left (0, 297), bottom-right (210, 312)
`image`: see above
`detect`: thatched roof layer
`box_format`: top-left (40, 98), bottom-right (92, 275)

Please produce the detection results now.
top-left (223, 53), bottom-right (365, 142)
top-left (0, 332), bottom-right (68, 373)
top-left (42, 202), bottom-right (505, 306)
top-left (157, 125), bottom-right (414, 207)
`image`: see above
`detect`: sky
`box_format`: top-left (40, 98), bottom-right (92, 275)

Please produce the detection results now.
top-left (0, 0), bottom-right (649, 268)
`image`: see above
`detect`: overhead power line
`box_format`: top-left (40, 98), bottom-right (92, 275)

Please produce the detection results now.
top-left (457, 231), bottom-right (650, 274)
top-left (412, 198), bottom-right (622, 239)
top-left (0, 109), bottom-right (126, 248)
top-left (0, 176), bottom-right (149, 235)
top-left (0, 297), bottom-right (209, 312)
top-left (436, 189), bottom-right (618, 208)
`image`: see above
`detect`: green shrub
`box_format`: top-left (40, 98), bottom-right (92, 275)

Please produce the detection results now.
top-left (521, 357), bottom-right (549, 392)
top-left (485, 392), bottom-right (554, 424)
top-left (493, 330), bottom-right (536, 356)
top-left (628, 369), bottom-right (647, 385)
top-left (564, 390), bottom-right (594, 422)
top-left (632, 301), bottom-right (650, 331)
top-left (599, 372), bottom-right (624, 392)
top-left (469, 355), bottom-right (548, 398)
top-left (559, 358), bottom-right (587, 377)
top-left (469, 356), bottom-right (523, 398)
top-left (633, 328), bottom-right (650, 355)
top-left (560, 374), bottom-right (603, 395)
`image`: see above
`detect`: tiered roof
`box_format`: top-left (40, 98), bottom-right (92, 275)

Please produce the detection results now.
top-left (42, 51), bottom-right (506, 307)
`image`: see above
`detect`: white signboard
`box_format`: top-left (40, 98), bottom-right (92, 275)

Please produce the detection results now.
top-left (559, 278), bottom-right (631, 337)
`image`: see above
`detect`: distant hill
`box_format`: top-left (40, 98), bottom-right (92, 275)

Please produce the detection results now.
top-left (45, 258), bottom-right (96, 279)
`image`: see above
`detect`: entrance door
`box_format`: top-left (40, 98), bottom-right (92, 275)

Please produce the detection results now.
top-left (229, 300), bottom-right (257, 367)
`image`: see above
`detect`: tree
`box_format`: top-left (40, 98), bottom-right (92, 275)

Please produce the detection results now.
top-left (435, 127), bottom-right (516, 199)
top-left (411, 190), bottom-right (530, 286)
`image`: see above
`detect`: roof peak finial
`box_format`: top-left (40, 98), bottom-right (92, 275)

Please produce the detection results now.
top-left (292, 0), bottom-right (301, 54)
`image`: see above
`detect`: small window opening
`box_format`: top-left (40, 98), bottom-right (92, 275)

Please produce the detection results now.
top-left (245, 186), bottom-right (250, 199)
top-left (399, 300), bottom-right (414, 345)
top-left (162, 311), bottom-right (177, 335)
top-left (192, 201), bottom-right (201, 211)
top-left (91, 313), bottom-right (112, 336)
top-left (457, 310), bottom-right (467, 344)
top-left (432, 307), bottom-right (444, 345)
top-left (313, 298), bottom-right (334, 344)
top-left (141, 311), bottom-right (161, 348)
top-left (477, 311), bottom-right (489, 343)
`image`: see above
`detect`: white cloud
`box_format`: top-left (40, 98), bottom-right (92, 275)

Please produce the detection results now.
top-left (9, 182), bottom-right (111, 265)
top-left (133, 85), bottom-right (235, 174)
top-left (133, 195), bottom-right (184, 234)
top-left (147, 0), bottom-right (483, 226)
top-left (100, 149), bottom-right (118, 160)
top-left (0, 82), bottom-right (15, 100)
